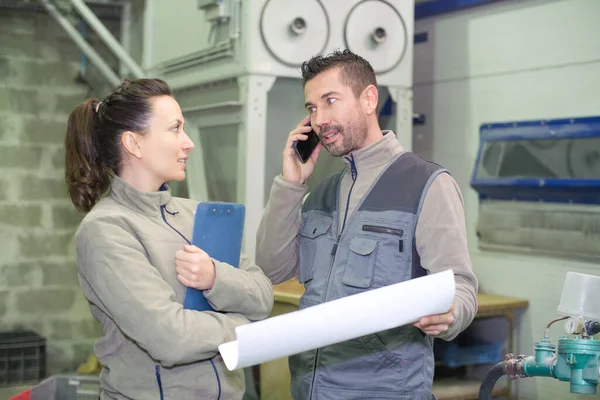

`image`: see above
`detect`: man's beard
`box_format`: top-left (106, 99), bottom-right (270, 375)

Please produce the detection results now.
top-left (322, 120), bottom-right (368, 157)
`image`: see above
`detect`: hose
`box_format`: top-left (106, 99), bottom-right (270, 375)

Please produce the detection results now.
top-left (478, 361), bottom-right (507, 400)
top-left (546, 316), bottom-right (568, 329)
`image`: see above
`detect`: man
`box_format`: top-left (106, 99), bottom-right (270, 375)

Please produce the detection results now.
top-left (255, 49), bottom-right (478, 400)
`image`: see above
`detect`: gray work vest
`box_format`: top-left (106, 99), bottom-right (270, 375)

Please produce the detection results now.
top-left (290, 151), bottom-right (448, 400)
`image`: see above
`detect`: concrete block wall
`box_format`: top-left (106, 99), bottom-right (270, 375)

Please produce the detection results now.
top-left (0, 7), bottom-right (120, 374)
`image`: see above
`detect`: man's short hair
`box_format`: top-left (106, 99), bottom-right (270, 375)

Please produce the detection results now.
top-left (300, 49), bottom-right (377, 98)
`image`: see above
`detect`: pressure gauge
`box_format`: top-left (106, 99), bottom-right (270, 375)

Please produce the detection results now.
top-left (565, 317), bottom-right (583, 335)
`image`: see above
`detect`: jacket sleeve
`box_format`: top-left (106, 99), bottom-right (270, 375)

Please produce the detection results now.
top-left (255, 175), bottom-right (308, 284)
top-left (76, 216), bottom-right (252, 368)
top-left (415, 172), bottom-right (479, 341)
top-left (203, 255), bottom-right (274, 321)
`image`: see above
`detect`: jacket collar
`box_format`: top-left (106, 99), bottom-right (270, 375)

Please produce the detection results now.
top-left (109, 175), bottom-right (172, 216)
top-left (342, 130), bottom-right (405, 171)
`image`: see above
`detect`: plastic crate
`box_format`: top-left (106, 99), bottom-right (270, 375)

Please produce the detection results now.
top-left (434, 336), bottom-right (501, 368)
top-left (0, 331), bottom-right (46, 386)
top-left (442, 340), bottom-right (501, 368)
top-left (8, 388), bottom-right (31, 400)
top-left (29, 375), bottom-right (100, 400)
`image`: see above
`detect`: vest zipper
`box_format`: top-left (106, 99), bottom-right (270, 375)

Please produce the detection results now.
top-left (331, 155), bottom-right (358, 257)
top-left (362, 224), bottom-right (404, 252)
top-left (309, 155), bottom-right (358, 399)
top-left (362, 225), bottom-right (403, 237)
top-left (159, 204), bottom-right (222, 400)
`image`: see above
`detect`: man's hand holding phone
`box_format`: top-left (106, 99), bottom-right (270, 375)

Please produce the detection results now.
top-left (282, 116), bottom-right (323, 185)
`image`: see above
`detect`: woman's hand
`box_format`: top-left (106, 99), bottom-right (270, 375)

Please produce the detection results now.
top-left (175, 245), bottom-right (216, 290)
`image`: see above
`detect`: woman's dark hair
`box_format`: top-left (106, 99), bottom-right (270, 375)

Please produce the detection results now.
top-left (65, 78), bottom-right (172, 212)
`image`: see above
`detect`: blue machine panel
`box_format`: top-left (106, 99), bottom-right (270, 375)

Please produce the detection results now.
top-left (415, 0), bottom-right (506, 20)
top-left (470, 116), bottom-right (600, 204)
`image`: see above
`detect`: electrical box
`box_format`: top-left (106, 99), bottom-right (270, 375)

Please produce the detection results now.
top-left (197, 0), bottom-right (232, 23)
top-left (167, 0), bottom-right (413, 86)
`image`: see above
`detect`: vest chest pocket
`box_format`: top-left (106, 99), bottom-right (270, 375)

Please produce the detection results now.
top-left (342, 237), bottom-right (378, 288)
top-left (298, 218), bottom-right (332, 284)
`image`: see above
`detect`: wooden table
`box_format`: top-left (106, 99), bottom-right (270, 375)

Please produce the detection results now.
top-left (258, 279), bottom-right (529, 400)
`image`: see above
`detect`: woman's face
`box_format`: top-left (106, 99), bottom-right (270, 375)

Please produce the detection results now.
top-left (135, 95), bottom-right (195, 188)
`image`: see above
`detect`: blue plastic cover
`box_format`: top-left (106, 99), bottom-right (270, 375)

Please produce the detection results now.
top-left (470, 116), bottom-right (600, 204)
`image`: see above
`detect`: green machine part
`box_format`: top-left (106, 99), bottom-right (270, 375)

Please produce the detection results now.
top-left (521, 337), bottom-right (600, 394)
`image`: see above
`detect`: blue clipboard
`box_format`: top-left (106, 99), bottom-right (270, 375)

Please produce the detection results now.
top-left (183, 202), bottom-right (245, 311)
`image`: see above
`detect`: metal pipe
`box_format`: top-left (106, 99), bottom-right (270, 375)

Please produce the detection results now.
top-left (71, 0), bottom-right (145, 78)
top-left (119, 0), bottom-right (133, 77)
top-left (79, 18), bottom-right (88, 75)
top-left (586, 320), bottom-right (600, 336)
top-left (181, 101), bottom-right (242, 114)
top-left (38, 0), bottom-right (120, 87)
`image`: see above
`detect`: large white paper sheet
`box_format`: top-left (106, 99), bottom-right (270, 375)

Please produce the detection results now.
top-left (219, 269), bottom-right (456, 370)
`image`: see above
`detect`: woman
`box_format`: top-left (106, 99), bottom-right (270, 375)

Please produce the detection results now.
top-left (65, 78), bottom-right (274, 399)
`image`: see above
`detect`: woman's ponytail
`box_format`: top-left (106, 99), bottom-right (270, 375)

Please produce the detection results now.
top-left (65, 98), bottom-right (111, 212)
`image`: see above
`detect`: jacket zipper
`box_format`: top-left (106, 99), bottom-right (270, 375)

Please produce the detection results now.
top-left (161, 205), bottom-right (190, 245)
top-left (159, 205), bottom-right (222, 400)
top-left (209, 359), bottom-right (222, 400)
top-left (362, 224), bottom-right (404, 252)
top-left (309, 155), bottom-right (358, 399)
top-left (155, 365), bottom-right (164, 400)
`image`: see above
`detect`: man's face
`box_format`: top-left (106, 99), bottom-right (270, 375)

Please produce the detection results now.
top-left (304, 68), bottom-right (368, 157)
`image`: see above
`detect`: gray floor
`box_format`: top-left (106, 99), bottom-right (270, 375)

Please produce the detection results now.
top-left (0, 368), bottom-right (259, 400)
top-left (0, 374), bottom-right (258, 400)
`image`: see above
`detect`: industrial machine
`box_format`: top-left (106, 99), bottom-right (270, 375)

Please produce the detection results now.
top-left (149, 0), bottom-right (415, 257)
top-left (479, 271), bottom-right (600, 398)
top-left (470, 116), bottom-right (600, 262)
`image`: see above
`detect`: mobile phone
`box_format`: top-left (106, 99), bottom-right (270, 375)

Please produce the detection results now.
top-left (293, 123), bottom-right (320, 163)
